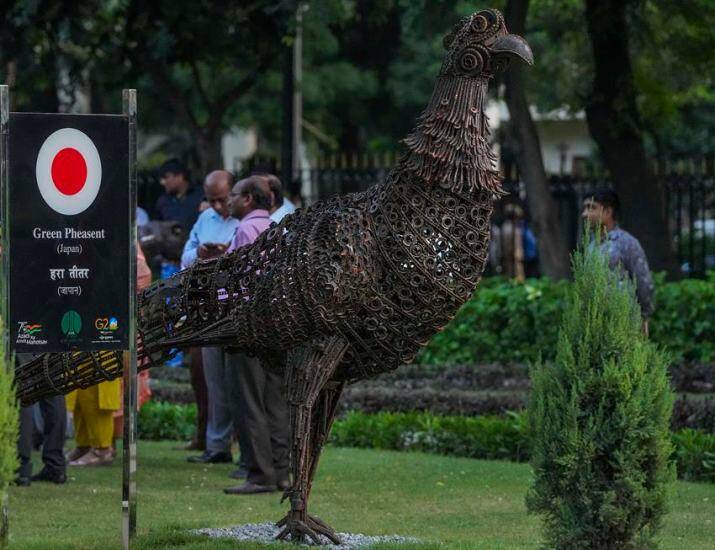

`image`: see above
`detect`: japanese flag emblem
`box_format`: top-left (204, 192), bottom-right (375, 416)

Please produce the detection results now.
top-left (36, 128), bottom-right (102, 215)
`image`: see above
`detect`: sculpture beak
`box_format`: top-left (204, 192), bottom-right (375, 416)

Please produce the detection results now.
top-left (492, 34), bottom-right (534, 66)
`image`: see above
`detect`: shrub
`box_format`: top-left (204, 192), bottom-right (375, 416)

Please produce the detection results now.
top-left (417, 273), bottom-right (715, 366)
top-left (339, 386), bottom-right (528, 417)
top-left (0, 319), bottom-right (18, 544)
top-left (329, 410), bottom-right (715, 484)
top-left (418, 277), bottom-right (568, 364)
top-left (650, 273), bottom-right (715, 364)
top-left (330, 410), bottom-right (530, 462)
top-left (138, 401), bottom-right (196, 440)
top-left (343, 373), bottom-right (715, 433)
top-left (672, 429), bottom-right (715, 482)
top-left (526, 240), bottom-right (675, 549)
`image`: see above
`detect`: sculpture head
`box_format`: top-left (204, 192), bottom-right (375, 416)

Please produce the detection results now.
top-left (441, 9), bottom-right (533, 79)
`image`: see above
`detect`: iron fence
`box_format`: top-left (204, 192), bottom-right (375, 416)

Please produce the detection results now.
top-left (138, 156), bottom-right (715, 278)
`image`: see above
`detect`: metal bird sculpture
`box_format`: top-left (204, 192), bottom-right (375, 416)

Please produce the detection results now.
top-left (16, 9), bottom-right (532, 545)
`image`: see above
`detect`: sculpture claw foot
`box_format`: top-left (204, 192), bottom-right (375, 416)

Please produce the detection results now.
top-left (276, 511), bottom-right (341, 545)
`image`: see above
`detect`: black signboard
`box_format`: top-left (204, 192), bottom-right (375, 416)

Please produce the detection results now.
top-left (8, 113), bottom-right (129, 352)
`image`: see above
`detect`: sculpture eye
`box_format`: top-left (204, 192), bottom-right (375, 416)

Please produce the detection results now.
top-left (456, 46), bottom-right (484, 76)
top-left (472, 10), bottom-right (496, 32)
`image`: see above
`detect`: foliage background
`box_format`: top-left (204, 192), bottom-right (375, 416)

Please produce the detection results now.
top-left (419, 273), bottom-right (715, 366)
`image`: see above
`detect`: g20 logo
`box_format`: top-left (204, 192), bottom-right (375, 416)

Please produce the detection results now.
top-left (95, 317), bottom-right (119, 331)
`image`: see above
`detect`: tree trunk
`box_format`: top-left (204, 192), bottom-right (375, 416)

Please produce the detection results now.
top-left (196, 131), bottom-right (223, 178)
top-left (584, 0), bottom-right (677, 275)
top-left (503, 0), bottom-right (571, 279)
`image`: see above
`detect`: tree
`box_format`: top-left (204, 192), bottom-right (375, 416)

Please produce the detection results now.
top-left (503, 0), bottom-right (570, 279)
top-left (583, 0), bottom-right (676, 274)
top-left (527, 236), bottom-right (674, 548)
top-left (112, 0), bottom-right (294, 175)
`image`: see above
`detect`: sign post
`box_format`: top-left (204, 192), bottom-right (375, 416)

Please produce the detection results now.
top-left (1, 86), bottom-right (9, 353)
top-left (122, 89), bottom-right (138, 549)
top-left (0, 84), bottom-right (10, 550)
top-left (2, 85), bottom-right (137, 548)
top-left (8, 114), bottom-right (130, 351)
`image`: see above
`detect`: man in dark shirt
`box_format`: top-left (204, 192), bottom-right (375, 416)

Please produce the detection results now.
top-left (154, 159), bottom-right (205, 233)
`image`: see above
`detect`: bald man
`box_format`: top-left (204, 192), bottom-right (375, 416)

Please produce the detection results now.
top-left (181, 171), bottom-right (238, 267)
top-left (181, 171), bottom-right (242, 464)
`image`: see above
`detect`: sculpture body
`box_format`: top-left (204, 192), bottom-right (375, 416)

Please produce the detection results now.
top-left (16, 9), bottom-right (532, 545)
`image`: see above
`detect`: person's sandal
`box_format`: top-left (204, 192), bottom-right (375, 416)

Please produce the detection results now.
top-left (69, 448), bottom-right (114, 467)
top-left (65, 446), bottom-right (91, 463)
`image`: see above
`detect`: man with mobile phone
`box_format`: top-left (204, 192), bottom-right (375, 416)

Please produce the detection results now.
top-left (182, 170), bottom-right (241, 464)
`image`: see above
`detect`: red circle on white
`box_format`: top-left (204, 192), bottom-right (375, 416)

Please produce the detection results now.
top-left (36, 128), bottom-right (101, 215)
top-left (51, 148), bottom-right (88, 196)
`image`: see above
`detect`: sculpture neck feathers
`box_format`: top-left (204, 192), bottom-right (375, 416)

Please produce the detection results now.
top-left (400, 74), bottom-right (501, 196)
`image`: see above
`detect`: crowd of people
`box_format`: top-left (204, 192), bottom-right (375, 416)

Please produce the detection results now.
top-left (16, 159), bottom-right (297, 495)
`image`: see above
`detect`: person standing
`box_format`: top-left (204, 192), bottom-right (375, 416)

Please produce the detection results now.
top-left (582, 189), bottom-right (654, 333)
top-left (183, 171), bottom-right (240, 464)
top-left (113, 243), bottom-right (154, 444)
top-left (154, 159), bottom-right (205, 234)
top-left (64, 376), bottom-right (120, 466)
top-left (16, 353), bottom-right (67, 485)
top-left (259, 173), bottom-right (296, 223)
top-left (223, 176), bottom-right (290, 495)
top-left (500, 204), bottom-right (525, 281)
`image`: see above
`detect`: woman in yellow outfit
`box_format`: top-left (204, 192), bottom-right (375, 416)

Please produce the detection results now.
top-left (65, 377), bottom-right (121, 466)
top-left (66, 242), bottom-right (153, 467)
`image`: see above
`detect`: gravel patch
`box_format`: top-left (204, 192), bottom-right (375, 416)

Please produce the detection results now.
top-left (195, 522), bottom-right (420, 548)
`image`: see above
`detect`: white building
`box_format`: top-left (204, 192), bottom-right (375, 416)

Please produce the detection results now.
top-left (487, 100), bottom-right (594, 176)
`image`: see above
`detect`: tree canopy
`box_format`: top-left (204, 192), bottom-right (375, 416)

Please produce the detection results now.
top-left (1, 0), bottom-right (712, 165)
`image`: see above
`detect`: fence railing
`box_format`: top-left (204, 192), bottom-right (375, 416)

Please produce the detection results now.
top-left (138, 156), bottom-right (715, 278)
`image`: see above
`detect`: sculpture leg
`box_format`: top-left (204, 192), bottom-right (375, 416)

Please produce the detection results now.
top-left (275, 336), bottom-right (348, 545)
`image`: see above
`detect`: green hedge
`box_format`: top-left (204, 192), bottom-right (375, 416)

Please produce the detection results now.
top-left (331, 409), bottom-right (530, 462)
top-left (330, 411), bottom-right (715, 484)
top-left (418, 273), bottom-right (715, 365)
top-left (138, 401), bottom-right (196, 441)
top-left (135, 402), bottom-right (715, 483)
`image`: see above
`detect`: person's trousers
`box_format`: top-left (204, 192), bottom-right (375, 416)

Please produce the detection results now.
top-left (202, 347), bottom-right (250, 466)
top-left (17, 395), bottom-right (67, 477)
top-left (202, 346), bottom-right (235, 454)
top-left (188, 347), bottom-right (208, 449)
top-left (226, 352), bottom-right (289, 487)
top-left (73, 385), bottom-right (114, 448)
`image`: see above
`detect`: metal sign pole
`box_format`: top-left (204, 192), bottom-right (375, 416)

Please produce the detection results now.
top-left (0, 84), bottom-right (10, 550)
top-left (1, 85), bottom-right (10, 354)
top-left (121, 89), bottom-right (138, 549)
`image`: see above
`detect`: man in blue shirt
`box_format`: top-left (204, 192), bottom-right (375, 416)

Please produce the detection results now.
top-left (181, 171), bottom-right (239, 267)
top-left (182, 171), bottom-right (241, 465)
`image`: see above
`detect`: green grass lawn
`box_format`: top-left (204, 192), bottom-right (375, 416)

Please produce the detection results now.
top-left (6, 441), bottom-right (715, 549)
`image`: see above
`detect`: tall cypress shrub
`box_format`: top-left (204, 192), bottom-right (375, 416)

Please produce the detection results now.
top-left (526, 239), bottom-right (674, 549)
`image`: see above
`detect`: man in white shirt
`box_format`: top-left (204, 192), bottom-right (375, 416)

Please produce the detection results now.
top-left (259, 173), bottom-right (297, 223)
